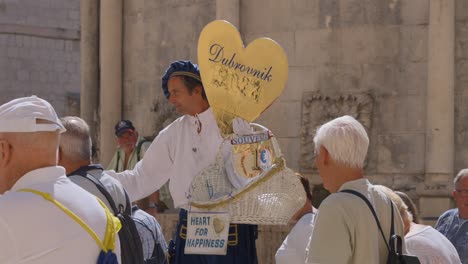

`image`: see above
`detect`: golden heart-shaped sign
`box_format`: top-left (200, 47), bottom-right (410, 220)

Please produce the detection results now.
top-left (198, 20), bottom-right (288, 135)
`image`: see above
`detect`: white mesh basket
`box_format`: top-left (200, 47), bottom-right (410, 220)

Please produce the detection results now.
top-left (188, 124), bottom-right (306, 225)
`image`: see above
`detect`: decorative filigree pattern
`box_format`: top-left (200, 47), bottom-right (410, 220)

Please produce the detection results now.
top-left (300, 92), bottom-right (374, 171)
top-left (211, 65), bottom-right (262, 103)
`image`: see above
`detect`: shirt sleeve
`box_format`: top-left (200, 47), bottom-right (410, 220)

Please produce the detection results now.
top-left (106, 130), bottom-right (174, 202)
top-left (306, 198), bottom-right (352, 264)
top-left (276, 221), bottom-right (311, 264)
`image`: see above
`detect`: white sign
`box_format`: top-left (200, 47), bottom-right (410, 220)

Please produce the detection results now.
top-left (184, 212), bottom-right (230, 255)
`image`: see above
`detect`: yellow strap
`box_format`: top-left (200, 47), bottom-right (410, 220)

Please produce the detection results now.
top-left (18, 188), bottom-right (121, 252)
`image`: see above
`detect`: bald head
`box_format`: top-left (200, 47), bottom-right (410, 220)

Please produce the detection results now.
top-left (0, 130), bottom-right (60, 193)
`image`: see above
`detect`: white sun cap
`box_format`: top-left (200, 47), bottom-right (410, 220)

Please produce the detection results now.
top-left (0, 96), bottom-right (66, 133)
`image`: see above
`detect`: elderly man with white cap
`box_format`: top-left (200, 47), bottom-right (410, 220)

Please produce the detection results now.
top-left (0, 96), bottom-right (120, 263)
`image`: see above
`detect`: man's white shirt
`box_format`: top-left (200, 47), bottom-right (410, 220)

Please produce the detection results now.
top-left (0, 166), bottom-right (119, 264)
top-left (107, 108), bottom-right (223, 208)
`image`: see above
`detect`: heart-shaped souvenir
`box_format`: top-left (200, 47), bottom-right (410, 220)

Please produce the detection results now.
top-left (197, 20), bottom-right (288, 135)
top-left (213, 217), bottom-right (225, 234)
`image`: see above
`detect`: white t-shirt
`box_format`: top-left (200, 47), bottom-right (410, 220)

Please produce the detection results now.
top-left (275, 211), bottom-right (316, 264)
top-left (406, 223), bottom-right (461, 264)
top-left (0, 166), bottom-right (119, 264)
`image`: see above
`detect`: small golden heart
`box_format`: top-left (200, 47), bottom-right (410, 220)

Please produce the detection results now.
top-left (213, 217), bottom-right (225, 234)
top-left (198, 20), bottom-right (288, 134)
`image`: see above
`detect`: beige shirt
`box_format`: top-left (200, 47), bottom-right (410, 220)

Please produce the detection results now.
top-left (306, 178), bottom-right (405, 264)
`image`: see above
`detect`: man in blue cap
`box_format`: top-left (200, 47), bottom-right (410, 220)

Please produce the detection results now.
top-left (108, 60), bottom-right (258, 263)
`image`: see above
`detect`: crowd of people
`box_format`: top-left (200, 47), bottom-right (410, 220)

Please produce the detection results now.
top-left (0, 59), bottom-right (467, 264)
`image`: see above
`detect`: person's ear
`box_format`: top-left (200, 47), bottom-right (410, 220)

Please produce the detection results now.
top-left (317, 146), bottom-right (330, 167)
top-left (0, 140), bottom-right (12, 168)
top-left (194, 85), bottom-right (203, 96)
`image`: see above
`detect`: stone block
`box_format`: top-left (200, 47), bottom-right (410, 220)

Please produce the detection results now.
top-left (457, 60), bottom-right (468, 88)
top-left (363, 0), bottom-right (401, 25)
top-left (315, 64), bottom-right (342, 93)
top-left (256, 101), bottom-right (301, 138)
top-left (341, 27), bottom-right (374, 64)
top-left (291, 0), bottom-right (319, 30)
top-left (400, 25), bottom-right (428, 63)
top-left (279, 67), bottom-right (315, 102)
top-left (339, 0), bottom-right (365, 26)
top-left (377, 133), bottom-right (425, 174)
top-left (276, 137), bottom-right (301, 171)
top-left (240, 0), bottom-right (295, 33)
top-left (400, 0), bottom-right (429, 25)
top-left (456, 21), bottom-right (468, 59)
top-left (295, 29), bottom-right (341, 66)
top-left (6, 47), bottom-right (19, 58)
top-left (393, 174), bottom-right (424, 190)
top-left (362, 63), bottom-right (398, 95)
top-left (339, 63), bottom-right (363, 92)
top-left (397, 62), bottom-right (427, 96)
top-left (318, 0), bottom-right (340, 28)
top-left (372, 26), bottom-right (400, 64)
top-left (416, 181), bottom-right (452, 197)
top-left (456, 0), bottom-right (468, 21)
top-left (418, 197), bottom-right (453, 219)
top-left (377, 95), bottom-right (425, 134)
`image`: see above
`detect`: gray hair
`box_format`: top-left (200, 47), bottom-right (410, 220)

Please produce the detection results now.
top-left (59, 116), bottom-right (92, 162)
top-left (313, 115), bottom-right (369, 169)
top-left (454, 169), bottom-right (468, 188)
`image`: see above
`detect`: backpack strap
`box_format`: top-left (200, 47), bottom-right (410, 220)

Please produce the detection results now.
top-left (136, 139), bottom-right (150, 161)
top-left (69, 168), bottom-right (122, 215)
top-left (340, 189), bottom-right (392, 252)
top-left (18, 188), bottom-right (121, 252)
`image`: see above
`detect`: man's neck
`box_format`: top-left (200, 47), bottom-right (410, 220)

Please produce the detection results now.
top-left (188, 101), bottom-right (210, 116)
top-left (332, 166), bottom-right (364, 192)
top-left (459, 210), bottom-right (468, 220)
top-left (64, 160), bottom-right (91, 175)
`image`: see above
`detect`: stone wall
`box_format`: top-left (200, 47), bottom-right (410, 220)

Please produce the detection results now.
top-left (122, 0), bottom-right (216, 137)
top-left (240, 0), bottom-right (430, 198)
top-left (118, 0), bottom-right (466, 216)
top-left (455, 0), bottom-right (468, 174)
top-left (0, 0), bottom-right (80, 116)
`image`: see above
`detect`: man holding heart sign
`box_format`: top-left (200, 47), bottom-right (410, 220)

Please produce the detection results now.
top-left (107, 60), bottom-right (258, 263)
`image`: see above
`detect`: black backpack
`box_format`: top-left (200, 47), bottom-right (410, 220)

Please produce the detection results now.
top-left (70, 167), bottom-right (145, 264)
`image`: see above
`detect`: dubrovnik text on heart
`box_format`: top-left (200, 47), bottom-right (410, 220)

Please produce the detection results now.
top-left (208, 43), bottom-right (273, 82)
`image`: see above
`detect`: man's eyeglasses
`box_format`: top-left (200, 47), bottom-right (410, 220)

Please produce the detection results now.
top-left (456, 189), bottom-right (468, 197)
